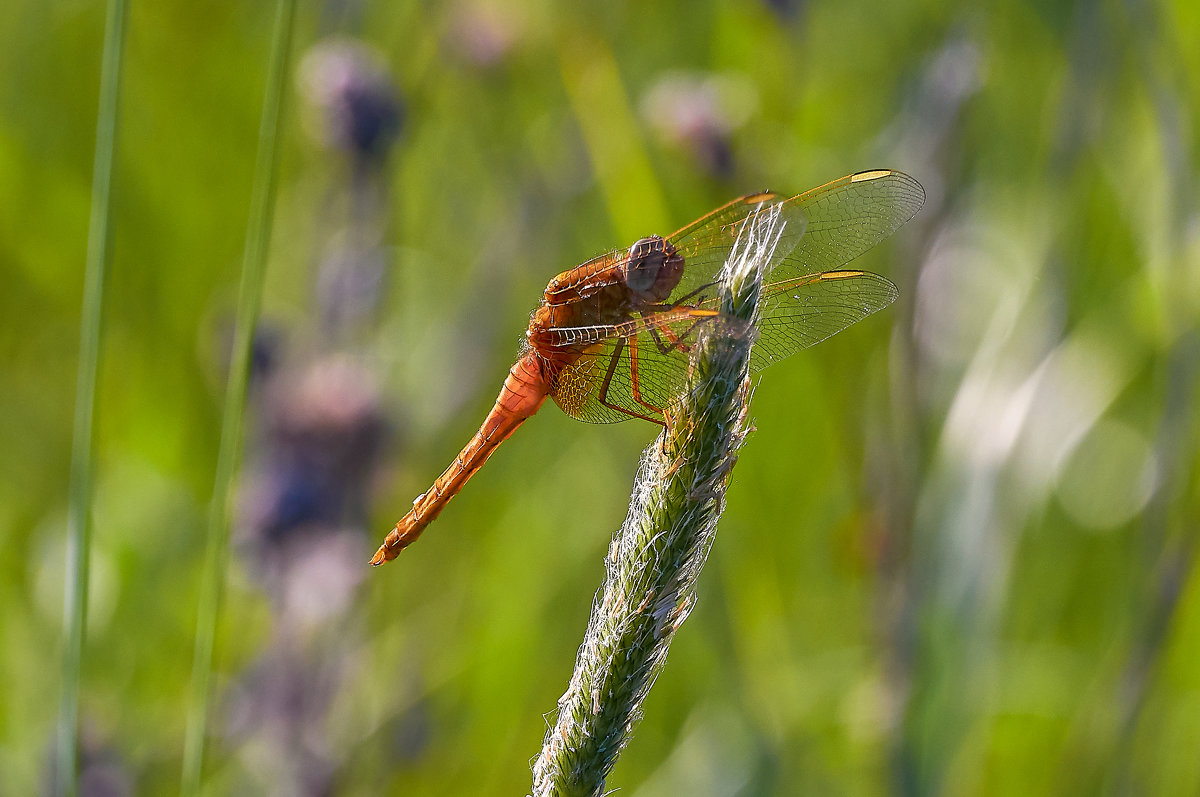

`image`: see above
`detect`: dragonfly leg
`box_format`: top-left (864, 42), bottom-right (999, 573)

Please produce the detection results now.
top-left (644, 307), bottom-right (720, 355)
top-left (647, 324), bottom-right (688, 355)
top-left (647, 317), bottom-right (706, 355)
top-left (667, 281), bottom-right (718, 306)
top-left (596, 336), bottom-right (665, 425)
top-left (627, 335), bottom-right (666, 419)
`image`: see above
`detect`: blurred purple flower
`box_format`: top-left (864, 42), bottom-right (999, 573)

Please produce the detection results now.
top-left (43, 720), bottom-right (133, 797)
top-left (299, 38), bottom-right (403, 166)
top-left (444, 2), bottom-right (519, 68)
top-left (760, 0), bottom-right (806, 22)
top-left (641, 71), bottom-right (758, 179)
top-left (243, 355), bottom-right (384, 535)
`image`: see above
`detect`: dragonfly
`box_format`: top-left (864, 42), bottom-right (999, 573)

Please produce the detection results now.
top-left (371, 169), bottom-right (924, 566)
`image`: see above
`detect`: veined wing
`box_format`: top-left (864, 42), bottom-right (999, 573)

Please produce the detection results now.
top-left (743, 171), bottom-right (921, 365)
top-left (547, 308), bottom-right (738, 424)
top-left (665, 170), bottom-right (924, 308)
top-left (775, 169), bottom-right (924, 282)
top-left (673, 170), bottom-right (921, 370)
top-left (665, 191), bottom-right (804, 302)
top-left (748, 269), bottom-right (899, 371)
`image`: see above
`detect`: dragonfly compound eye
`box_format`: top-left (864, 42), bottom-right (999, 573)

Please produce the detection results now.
top-left (624, 236), bottom-right (681, 302)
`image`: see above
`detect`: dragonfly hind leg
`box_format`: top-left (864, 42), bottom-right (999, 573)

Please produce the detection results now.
top-left (595, 336), bottom-right (666, 426)
top-left (626, 335), bottom-right (665, 419)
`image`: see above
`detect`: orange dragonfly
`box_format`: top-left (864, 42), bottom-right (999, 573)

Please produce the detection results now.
top-left (371, 169), bottom-right (924, 566)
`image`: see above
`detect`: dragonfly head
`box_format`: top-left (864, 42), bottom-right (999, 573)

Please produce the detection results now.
top-left (624, 235), bottom-right (683, 302)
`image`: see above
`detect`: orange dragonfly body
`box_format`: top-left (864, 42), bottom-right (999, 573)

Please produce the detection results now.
top-left (370, 169), bottom-right (924, 566)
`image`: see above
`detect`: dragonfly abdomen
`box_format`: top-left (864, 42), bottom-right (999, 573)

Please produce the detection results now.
top-left (370, 353), bottom-right (550, 564)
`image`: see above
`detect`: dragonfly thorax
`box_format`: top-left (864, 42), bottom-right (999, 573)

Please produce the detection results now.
top-left (624, 235), bottom-right (683, 302)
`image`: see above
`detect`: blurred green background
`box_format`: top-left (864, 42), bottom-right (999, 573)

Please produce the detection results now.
top-left (3, 0), bottom-right (1199, 794)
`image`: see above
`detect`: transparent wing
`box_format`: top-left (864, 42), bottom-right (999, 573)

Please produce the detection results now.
top-left (665, 170), bottom-right (924, 308)
top-left (773, 169), bottom-right (924, 284)
top-left (548, 309), bottom-right (739, 424)
top-left (665, 191), bottom-right (804, 302)
top-left (669, 170), bottom-right (920, 369)
top-left (749, 269), bottom-right (899, 371)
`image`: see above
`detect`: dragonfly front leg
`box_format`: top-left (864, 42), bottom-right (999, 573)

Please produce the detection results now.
top-left (669, 281), bottom-right (718, 306)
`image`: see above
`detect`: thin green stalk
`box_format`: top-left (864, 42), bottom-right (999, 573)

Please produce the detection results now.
top-left (181, 2), bottom-right (296, 793)
top-left (56, 0), bottom-right (127, 794)
top-left (531, 204), bottom-right (788, 797)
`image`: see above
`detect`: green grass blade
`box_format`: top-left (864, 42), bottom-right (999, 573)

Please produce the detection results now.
top-left (180, 1), bottom-right (297, 793)
top-left (55, 0), bottom-right (128, 794)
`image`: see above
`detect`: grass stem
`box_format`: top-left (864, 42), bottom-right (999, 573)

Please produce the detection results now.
top-left (180, 2), bottom-right (297, 793)
top-left (55, 0), bottom-right (128, 794)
